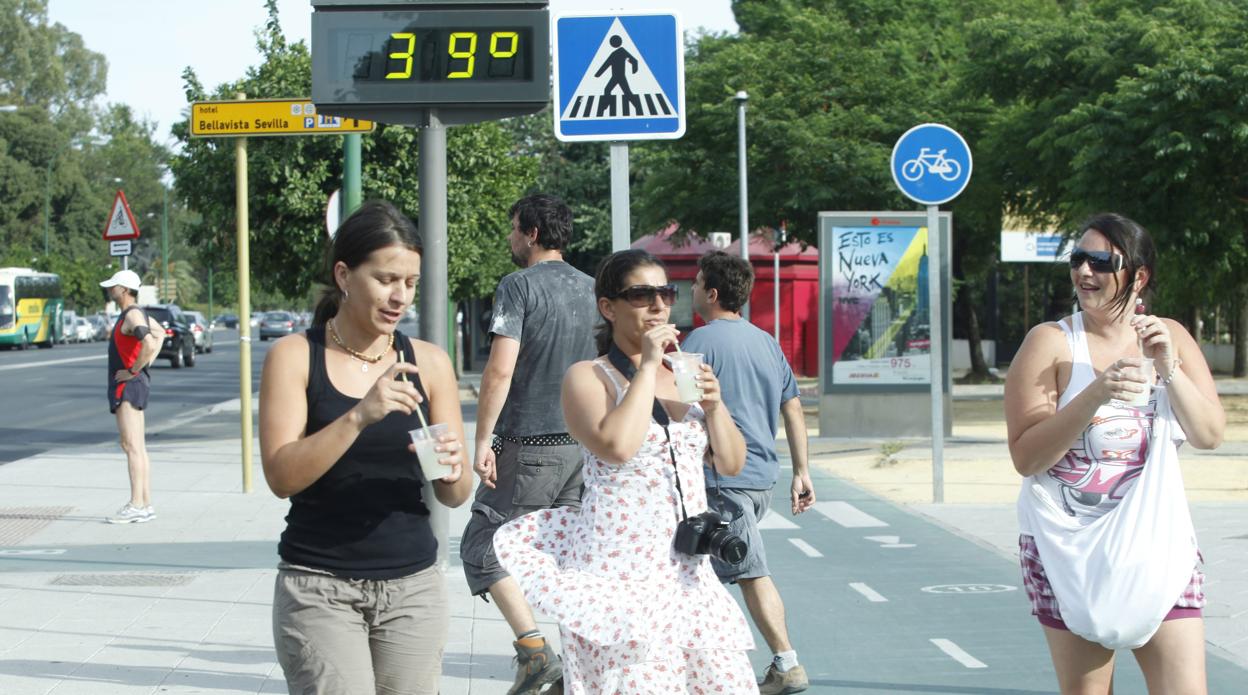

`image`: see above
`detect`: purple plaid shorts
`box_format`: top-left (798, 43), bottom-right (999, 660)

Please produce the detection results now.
top-left (1019, 534), bottom-right (1205, 631)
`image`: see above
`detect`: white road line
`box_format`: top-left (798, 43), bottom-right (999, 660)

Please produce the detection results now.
top-left (849, 582), bottom-right (888, 602)
top-left (788, 538), bottom-right (823, 558)
top-left (814, 501), bottom-right (889, 528)
top-left (759, 510), bottom-right (800, 530)
top-left (0, 354), bottom-right (107, 372)
top-left (930, 638), bottom-right (987, 669)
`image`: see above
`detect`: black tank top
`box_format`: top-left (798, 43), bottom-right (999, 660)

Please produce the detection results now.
top-left (277, 326), bottom-right (437, 579)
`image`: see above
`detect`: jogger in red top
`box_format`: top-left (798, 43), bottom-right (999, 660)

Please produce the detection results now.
top-left (100, 270), bottom-right (164, 524)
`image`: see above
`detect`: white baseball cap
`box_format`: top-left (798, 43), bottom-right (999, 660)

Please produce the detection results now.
top-left (99, 269), bottom-right (142, 291)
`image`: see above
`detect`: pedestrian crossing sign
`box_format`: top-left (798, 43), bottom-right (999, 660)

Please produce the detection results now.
top-left (552, 12), bottom-right (684, 142)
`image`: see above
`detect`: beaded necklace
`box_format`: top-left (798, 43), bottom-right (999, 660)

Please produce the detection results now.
top-left (328, 319), bottom-right (393, 372)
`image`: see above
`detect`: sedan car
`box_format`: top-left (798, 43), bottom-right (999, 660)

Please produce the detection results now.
top-left (214, 313), bottom-right (239, 329)
top-left (72, 317), bottom-right (95, 343)
top-left (143, 304), bottom-right (196, 369)
top-left (184, 311), bottom-right (214, 353)
top-left (87, 314), bottom-right (110, 341)
top-left (259, 311), bottom-right (297, 341)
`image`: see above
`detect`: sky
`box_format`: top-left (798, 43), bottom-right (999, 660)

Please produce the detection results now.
top-left (46, 1), bottom-right (738, 146)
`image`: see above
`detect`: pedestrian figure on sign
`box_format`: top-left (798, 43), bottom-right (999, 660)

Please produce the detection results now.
top-left (595, 35), bottom-right (642, 116)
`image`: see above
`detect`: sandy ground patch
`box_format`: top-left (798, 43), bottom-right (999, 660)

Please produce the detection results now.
top-left (803, 395), bottom-right (1248, 505)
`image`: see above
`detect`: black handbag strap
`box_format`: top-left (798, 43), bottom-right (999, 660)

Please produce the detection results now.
top-left (606, 344), bottom-right (724, 520)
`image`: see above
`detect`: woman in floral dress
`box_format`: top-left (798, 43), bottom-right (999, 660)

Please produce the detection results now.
top-left (495, 249), bottom-right (759, 693)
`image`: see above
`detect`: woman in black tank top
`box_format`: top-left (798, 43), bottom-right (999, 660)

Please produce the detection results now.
top-left (258, 201), bottom-right (472, 694)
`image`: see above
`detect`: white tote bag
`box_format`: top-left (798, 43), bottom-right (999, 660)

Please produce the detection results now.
top-left (1019, 386), bottom-right (1199, 649)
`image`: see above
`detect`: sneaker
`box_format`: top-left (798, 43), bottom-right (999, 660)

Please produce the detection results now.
top-left (506, 638), bottom-right (562, 695)
top-left (143, 506), bottom-right (157, 521)
top-left (107, 503), bottom-right (153, 524)
top-left (759, 662), bottom-right (809, 695)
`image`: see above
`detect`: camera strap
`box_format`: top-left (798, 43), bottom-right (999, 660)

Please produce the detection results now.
top-left (608, 344), bottom-right (724, 522)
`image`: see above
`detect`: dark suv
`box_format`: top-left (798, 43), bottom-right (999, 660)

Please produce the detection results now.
top-left (142, 304), bottom-right (196, 369)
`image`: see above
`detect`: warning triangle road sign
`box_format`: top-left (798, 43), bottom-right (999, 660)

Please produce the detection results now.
top-left (102, 190), bottom-right (141, 241)
top-left (560, 18), bottom-right (673, 122)
top-left (554, 12), bottom-right (684, 142)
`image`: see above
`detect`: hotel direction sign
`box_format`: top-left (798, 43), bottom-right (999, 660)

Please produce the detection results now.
top-left (189, 99), bottom-right (376, 138)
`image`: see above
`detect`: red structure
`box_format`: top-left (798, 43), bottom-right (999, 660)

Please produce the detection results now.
top-left (632, 225), bottom-right (820, 376)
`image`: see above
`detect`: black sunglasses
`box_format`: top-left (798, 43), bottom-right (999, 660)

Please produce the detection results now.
top-left (611, 284), bottom-right (678, 307)
top-left (1069, 247), bottom-right (1125, 273)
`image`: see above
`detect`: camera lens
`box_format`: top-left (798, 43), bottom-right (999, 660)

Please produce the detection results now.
top-left (707, 527), bottom-right (748, 565)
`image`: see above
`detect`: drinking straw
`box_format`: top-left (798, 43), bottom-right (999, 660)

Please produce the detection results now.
top-left (397, 347), bottom-right (431, 433)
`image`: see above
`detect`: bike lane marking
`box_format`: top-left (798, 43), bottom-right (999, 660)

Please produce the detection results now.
top-left (787, 538), bottom-right (822, 558)
top-left (849, 582), bottom-right (888, 603)
top-left (929, 638), bottom-right (988, 669)
top-left (814, 500), bottom-right (889, 528)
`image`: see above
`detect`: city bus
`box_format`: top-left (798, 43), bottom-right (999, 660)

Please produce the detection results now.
top-left (0, 267), bottom-right (64, 349)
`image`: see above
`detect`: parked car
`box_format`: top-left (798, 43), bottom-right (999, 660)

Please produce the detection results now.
top-left (142, 304), bottom-right (196, 369)
top-left (259, 311), bottom-right (297, 341)
top-left (184, 311), bottom-right (214, 354)
top-left (87, 314), bottom-right (110, 341)
top-left (214, 313), bottom-right (239, 328)
top-left (60, 310), bottom-right (78, 344)
top-left (72, 317), bottom-right (95, 343)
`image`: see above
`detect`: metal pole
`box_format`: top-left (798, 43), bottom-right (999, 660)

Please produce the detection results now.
top-left (161, 185), bottom-right (169, 301)
top-left (927, 205), bottom-right (944, 503)
top-left (774, 222), bottom-right (785, 343)
top-left (610, 142), bottom-right (630, 251)
top-left (43, 163), bottom-right (51, 261)
top-left (418, 113), bottom-right (450, 569)
top-left (736, 91), bottom-right (750, 320)
top-left (343, 133), bottom-right (362, 216)
top-left (235, 92), bottom-right (254, 494)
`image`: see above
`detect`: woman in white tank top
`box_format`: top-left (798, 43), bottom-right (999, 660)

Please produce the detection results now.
top-left (1004, 213), bottom-right (1224, 694)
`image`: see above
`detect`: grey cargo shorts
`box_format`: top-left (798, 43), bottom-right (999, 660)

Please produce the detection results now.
top-left (459, 437), bottom-right (584, 596)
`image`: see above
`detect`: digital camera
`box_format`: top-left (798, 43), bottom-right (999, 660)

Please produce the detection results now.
top-left (673, 509), bottom-right (748, 564)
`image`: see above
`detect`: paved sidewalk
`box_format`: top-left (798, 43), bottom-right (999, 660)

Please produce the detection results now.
top-left (0, 428), bottom-right (563, 695)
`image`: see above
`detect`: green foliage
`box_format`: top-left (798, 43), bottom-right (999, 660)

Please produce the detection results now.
top-left (503, 112), bottom-right (612, 273)
top-left (963, 0), bottom-right (1248, 316)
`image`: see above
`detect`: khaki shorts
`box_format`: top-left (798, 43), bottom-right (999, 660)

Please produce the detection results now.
top-left (272, 563), bottom-right (448, 695)
top-left (459, 438), bottom-right (583, 596)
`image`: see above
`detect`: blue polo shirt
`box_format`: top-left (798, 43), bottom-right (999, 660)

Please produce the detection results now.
top-left (681, 318), bottom-right (799, 490)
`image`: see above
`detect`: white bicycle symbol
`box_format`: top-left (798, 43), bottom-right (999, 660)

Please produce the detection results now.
top-left (901, 147), bottom-right (962, 182)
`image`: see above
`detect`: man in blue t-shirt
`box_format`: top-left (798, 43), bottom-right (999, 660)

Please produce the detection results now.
top-left (681, 250), bottom-right (814, 694)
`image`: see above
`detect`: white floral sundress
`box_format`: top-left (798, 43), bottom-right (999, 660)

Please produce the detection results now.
top-left (494, 358), bottom-right (758, 693)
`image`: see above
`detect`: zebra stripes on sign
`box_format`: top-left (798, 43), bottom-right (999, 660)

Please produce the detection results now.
top-left (563, 91), bottom-right (673, 120)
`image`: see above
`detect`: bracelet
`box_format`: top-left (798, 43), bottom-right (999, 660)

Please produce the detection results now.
top-left (1160, 358), bottom-right (1183, 385)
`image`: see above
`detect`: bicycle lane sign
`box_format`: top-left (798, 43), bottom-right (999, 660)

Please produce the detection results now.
top-left (890, 123), bottom-right (973, 205)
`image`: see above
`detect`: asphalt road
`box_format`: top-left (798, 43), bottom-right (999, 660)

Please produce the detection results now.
top-left (0, 329), bottom-right (270, 464)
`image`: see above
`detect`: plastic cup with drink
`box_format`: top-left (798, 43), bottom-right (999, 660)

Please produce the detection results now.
top-left (409, 422), bottom-right (450, 482)
top-left (1121, 357), bottom-right (1155, 407)
top-left (396, 346), bottom-right (452, 481)
top-left (667, 351), bottom-right (705, 404)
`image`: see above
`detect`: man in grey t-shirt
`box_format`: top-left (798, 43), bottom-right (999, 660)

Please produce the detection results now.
top-left (460, 194), bottom-right (595, 694)
top-left (682, 250), bottom-right (814, 694)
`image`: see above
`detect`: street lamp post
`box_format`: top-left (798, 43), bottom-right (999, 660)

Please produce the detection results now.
top-left (735, 90), bottom-right (750, 320)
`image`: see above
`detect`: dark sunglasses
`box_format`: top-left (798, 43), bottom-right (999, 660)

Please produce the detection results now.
top-left (611, 284), bottom-right (678, 307)
top-left (1069, 247), bottom-right (1125, 273)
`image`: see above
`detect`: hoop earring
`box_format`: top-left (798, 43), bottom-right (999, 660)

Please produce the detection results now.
top-left (527, 240), bottom-right (534, 248)
top-left (342, 290), bottom-right (349, 302)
